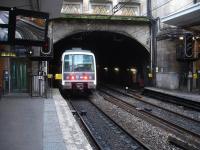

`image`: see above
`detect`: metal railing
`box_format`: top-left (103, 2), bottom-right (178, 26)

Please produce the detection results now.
top-left (30, 75), bottom-right (53, 98)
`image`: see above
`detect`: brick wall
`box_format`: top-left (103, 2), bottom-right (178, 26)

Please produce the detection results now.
top-left (0, 58), bottom-right (4, 88)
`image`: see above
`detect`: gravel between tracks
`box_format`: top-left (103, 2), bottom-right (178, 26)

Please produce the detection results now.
top-left (90, 91), bottom-right (182, 150)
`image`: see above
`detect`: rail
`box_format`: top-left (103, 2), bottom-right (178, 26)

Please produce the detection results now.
top-left (142, 88), bottom-right (200, 111)
top-left (68, 97), bottom-right (149, 150)
top-left (67, 98), bottom-right (102, 150)
top-left (102, 85), bottom-right (200, 123)
top-left (99, 89), bottom-right (200, 150)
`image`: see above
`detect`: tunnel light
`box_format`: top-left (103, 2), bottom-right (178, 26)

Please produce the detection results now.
top-left (104, 67), bottom-right (108, 71)
top-left (130, 68), bottom-right (137, 74)
top-left (114, 67), bottom-right (119, 72)
top-left (179, 36), bottom-right (184, 40)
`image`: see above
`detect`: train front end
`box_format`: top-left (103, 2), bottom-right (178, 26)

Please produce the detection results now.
top-left (61, 50), bottom-right (96, 91)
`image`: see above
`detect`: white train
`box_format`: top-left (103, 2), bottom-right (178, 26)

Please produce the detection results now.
top-left (61, 48), bottom-right (97, 91)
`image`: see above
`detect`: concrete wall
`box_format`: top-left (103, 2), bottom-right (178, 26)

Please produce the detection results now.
top-left (31, 61), bottom-right (39, 75)
top-left (0, 0), bottom-right (32, 10)
top-left (152, 0), bottom-right (194, 90)
top-left (156, 72), bottom-right (179, 89)
top-left (0, 59), bottom-right (4, 88)
top-left (156, 39), bottom-right (180, 89)
top-left (40, 0), bottom-right (63, 18)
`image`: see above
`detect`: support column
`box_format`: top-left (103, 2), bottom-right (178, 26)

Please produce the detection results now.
top-left (147, 0), bottom-right (157, 87)
top-left (83, 0), bottom-right (89, 13)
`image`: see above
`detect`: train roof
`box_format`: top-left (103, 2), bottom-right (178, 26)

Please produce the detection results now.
top-left (61, 48), bottom-right (95, 60)
top-left (65, 48), bottom-right (91, 52)
top-left (63, 48), bottom-right (93, 55)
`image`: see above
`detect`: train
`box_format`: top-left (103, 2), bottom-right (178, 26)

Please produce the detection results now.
top-left (61, 48), bottom-right (97, 92)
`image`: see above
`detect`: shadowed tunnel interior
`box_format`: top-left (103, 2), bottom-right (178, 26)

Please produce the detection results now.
top-left (50, 31), bottom-right (150, 88)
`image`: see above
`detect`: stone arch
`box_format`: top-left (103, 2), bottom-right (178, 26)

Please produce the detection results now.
top-left (50, 18), bottom-right (150, 53)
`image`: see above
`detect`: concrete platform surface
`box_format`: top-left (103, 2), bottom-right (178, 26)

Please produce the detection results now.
top-left (0, 90), bottom-right (93, 150)
top-left (144, 87), bottom-right (200, 102)
top-left (0, 94), bottom-right (43, 150)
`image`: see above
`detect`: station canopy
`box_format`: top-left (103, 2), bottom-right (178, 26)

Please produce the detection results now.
top-left (161, 3), bottom-right (200, 31)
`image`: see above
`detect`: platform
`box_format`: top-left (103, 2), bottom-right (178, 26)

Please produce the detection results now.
top-left (0, 89), bottom-right (92, 150)
top-left (144, 87), bottom-right (200, 103)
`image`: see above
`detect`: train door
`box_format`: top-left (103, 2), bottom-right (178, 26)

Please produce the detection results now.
top-left (10, 59), bottom-right (29, 93)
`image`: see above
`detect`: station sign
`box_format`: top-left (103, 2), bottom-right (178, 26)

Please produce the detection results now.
top-left (0, 51), bottom-right (16, 57)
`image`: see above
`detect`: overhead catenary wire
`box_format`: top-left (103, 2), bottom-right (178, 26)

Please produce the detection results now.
top-left (128, 0), bottom-right (194, 36)
top-left (66, 0), bottom-right (194, 37)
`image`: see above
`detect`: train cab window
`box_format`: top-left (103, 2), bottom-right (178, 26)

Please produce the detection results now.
top-left (73, 55), bottom-right (94, 72)
top-left (64, 54), bottom-right (94, 72)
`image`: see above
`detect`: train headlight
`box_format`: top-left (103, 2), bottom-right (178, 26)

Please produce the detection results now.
top-left (130, 68), bottom-right (137, 74)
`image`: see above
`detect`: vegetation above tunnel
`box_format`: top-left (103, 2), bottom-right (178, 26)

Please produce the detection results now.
top-left (52, 14), bottom-right (150, 24)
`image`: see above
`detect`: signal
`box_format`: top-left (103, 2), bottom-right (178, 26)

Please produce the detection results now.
top-left (184, 33), bottom-right (194, 58)
top-left (42, 39), bottom-right (49, 54)
top-left (40, 38), bottom-right (53, 59)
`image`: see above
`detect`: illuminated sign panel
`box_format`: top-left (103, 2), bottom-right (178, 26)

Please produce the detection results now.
top-left (0, 51), bottom-right (16, 57)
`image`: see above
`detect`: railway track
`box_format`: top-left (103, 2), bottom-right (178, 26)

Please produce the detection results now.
top-left (142, 88), bottom-right (200, 112)
top-left (101, 85), bottom-right (200, 123)
top-left (99, 88), bottom-right (200, 150)
top-left (67, 96), bottom-right (149, 150)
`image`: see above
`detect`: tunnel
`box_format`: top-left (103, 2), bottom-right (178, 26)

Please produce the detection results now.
top-left (50, 31), bottom-right (150, 89)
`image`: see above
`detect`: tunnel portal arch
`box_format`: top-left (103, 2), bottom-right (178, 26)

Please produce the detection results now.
top-left (50, 18), bottom-right (150, 53)
top-left (51, 29), bottom-right (151, 88)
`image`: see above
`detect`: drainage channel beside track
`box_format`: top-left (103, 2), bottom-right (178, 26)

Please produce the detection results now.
top-left (67, 96), bottom-right (149, 150)
top-left (98, 88), bottom-right (200, 150)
